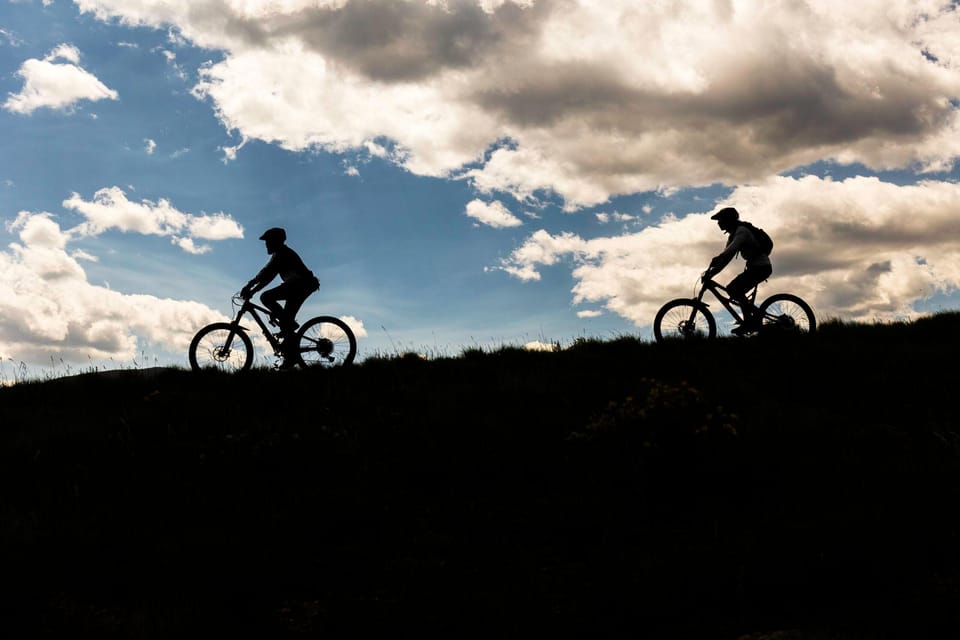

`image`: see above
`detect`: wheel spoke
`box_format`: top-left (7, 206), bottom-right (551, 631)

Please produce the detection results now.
top-left (296, 317), bottom-right (357, 367)
top-left (654, 300), bottom-right (716, 342)
top-left (189, 324), bottom-right (253, 372)
top-left (759, 294), bottom-right (816, 335)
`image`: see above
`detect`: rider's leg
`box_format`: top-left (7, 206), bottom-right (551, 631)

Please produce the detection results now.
top-left (726, 273), bottom-right (756, 321)
top-left (262, 279), bottom-right (316, 357)
top-left (727, 265), bottom-right (772, 326)
top-left (259, 285), bottom-right (286, 327)
top-left (279, 279), bottom-right (317, 333)
top-left (276, 282), bottom-right (317, 364)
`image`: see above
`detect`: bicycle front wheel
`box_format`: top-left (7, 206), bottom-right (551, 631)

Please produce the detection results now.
top-left (757, 293), bottom-right (816, 335)
top-left (654, 299), bottom-right (717, 342)
top-left (189, 322), bottom-right (254, 372)
top-left (295, 316), bottom-right (357, 367)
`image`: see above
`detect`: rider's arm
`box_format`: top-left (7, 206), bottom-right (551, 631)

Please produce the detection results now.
top-left (242, 257), bottom-right (279, 298)
top-left (705, 226), bottom-right (748, 277)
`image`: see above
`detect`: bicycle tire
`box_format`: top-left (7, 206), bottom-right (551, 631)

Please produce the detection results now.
top-left (654, 299), bottom-right (717, 342)
top-left (189, 322), bottom-right (254, 372)
top-left (295, 316), bottom-right (357, 367)
top-left (757, 293), bottom-right (816, 335)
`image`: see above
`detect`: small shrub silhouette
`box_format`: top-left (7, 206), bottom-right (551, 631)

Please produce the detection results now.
top-left (583, 378), bottom-right (738, 453)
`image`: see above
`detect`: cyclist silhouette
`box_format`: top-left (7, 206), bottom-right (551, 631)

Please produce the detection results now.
top-left (241, 228), bottom-right (320, 350)
top-left (703, 207), bottom-right (772, 336)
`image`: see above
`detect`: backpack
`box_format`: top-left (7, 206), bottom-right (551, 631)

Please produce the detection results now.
top-left (740, 221), bottom-right (773, 256)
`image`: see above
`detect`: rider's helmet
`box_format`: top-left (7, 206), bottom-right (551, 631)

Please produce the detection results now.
top-left (259, 227), bottom-right (286, 243)
top-left (710, 207), bottom-right (739, 224)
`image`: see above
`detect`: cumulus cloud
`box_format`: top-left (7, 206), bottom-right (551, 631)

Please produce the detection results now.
top-left (0, 210), bottom-right (230, 363)
top-left (3, 43), bottom-right (118, 114)
top-left (499, 176), bottom-right (960, 326)
top-left (72, 0), bottom-right (960, 208)
top-left (63, 186), bottom-right (244, 253)
top-left (523, 340), bottom-right (557, 352)
top-left (465, 198), bottom-right (523, 228)
top-left (338, 315), bottom-right (368, 340)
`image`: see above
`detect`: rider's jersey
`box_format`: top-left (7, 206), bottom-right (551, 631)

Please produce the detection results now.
top-left (711, 223), bottom-right (772, 272)
top-left (252, 245), bottom-right (317, 288)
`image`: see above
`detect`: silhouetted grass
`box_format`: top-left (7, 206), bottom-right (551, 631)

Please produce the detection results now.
top-left (1, 313), bottom-right (959, 638)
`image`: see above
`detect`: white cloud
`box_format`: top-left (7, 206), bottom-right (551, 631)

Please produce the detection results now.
top-left (144, 138), bottom-right (157, 154)
top-left (499, 175), bottom-right (960, 326)
top-left (187, 212), bottom-right (246, 240)
top-left (339, 315), bottom-right (368, 339)
top-left (160, 48), bottom-right (188, 79)
top-left (46, 44), bottom-right (80, 64)
top-left (220, 137), bottom-right (247, 163)
top-left (523, 340), bottom-right (557, 352)
top-left (465, 198), bottom-right (523, 228)
top-left (173, 237), bottom-right (210, 255)
top-left (0, 211), bottom-right (226, 363)
top-left (63, 186), bottom-right (244, 247)
top-left (72, 0), bottom-right (960, 208)
top-left (596, 212), bottom-right (636, 224)
top-left (3, 43), bottom-right (118, 114)
top-left (70, 249), bottom-right (99, 262)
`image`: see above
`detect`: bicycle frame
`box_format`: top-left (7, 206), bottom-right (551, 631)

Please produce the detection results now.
top-left (190, 291), bottom-right (359, 371)
top-left (229, 297), bottom-right (285, 355)
top-left (696, 277), bottom-right (758, 325)
top-left (654, 274), bottom-right (815, 342)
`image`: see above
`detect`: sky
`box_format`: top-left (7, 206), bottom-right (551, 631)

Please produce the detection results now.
top-left (1, 0), bottom-right (960, 374)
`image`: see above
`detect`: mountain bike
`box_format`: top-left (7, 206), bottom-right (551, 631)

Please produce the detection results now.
top-left (189, 293), bottom-right (357, 371)
top-left (653, 275), bottom-right (816, 342)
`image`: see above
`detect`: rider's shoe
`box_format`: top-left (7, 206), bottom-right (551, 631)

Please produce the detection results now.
top-left (273, 325), bottom-right (298, 341)
top-left (268, 314), bottom-right (300, 332)
top-left (275, 344), bottom-right (298, 369)
top-left (731, 318), bottom-right (761, 336)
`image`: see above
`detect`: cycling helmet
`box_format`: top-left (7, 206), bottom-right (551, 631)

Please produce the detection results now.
top-left (259, 227), bottom-right (286, 243)
top-left (710, 207), bottom-right (739, 223)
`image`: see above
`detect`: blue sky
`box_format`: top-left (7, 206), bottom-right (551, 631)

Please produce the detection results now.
top-left (2, 0), bottom-right (959, 374)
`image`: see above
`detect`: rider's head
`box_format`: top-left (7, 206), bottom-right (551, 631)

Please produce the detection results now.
top-left (259, 227), bottom-right (286, 254)
top-left (710, 207), bottom-right (740, 233)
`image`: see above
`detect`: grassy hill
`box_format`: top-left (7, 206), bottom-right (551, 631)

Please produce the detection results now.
top-left (2, 314), bottom-right (959, 638)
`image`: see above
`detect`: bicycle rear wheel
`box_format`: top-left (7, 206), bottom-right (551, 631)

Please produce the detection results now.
top-left (189, 322), bottom-right (254, 372)
top-left (654, 299), bottom-right (717, 342)
top-left (295, 316), bottom-right (357, 367)
top-left (757, 293), bottom-right (816, 335)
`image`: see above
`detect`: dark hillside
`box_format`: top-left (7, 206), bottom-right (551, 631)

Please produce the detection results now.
top-left (2, 314), bottom-right (959, 638)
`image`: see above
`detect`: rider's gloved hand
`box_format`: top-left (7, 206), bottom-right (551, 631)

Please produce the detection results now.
top-left (701, 270), bottom-right (713, 282)
top-left (240, 286), bottom-right (252, 300)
